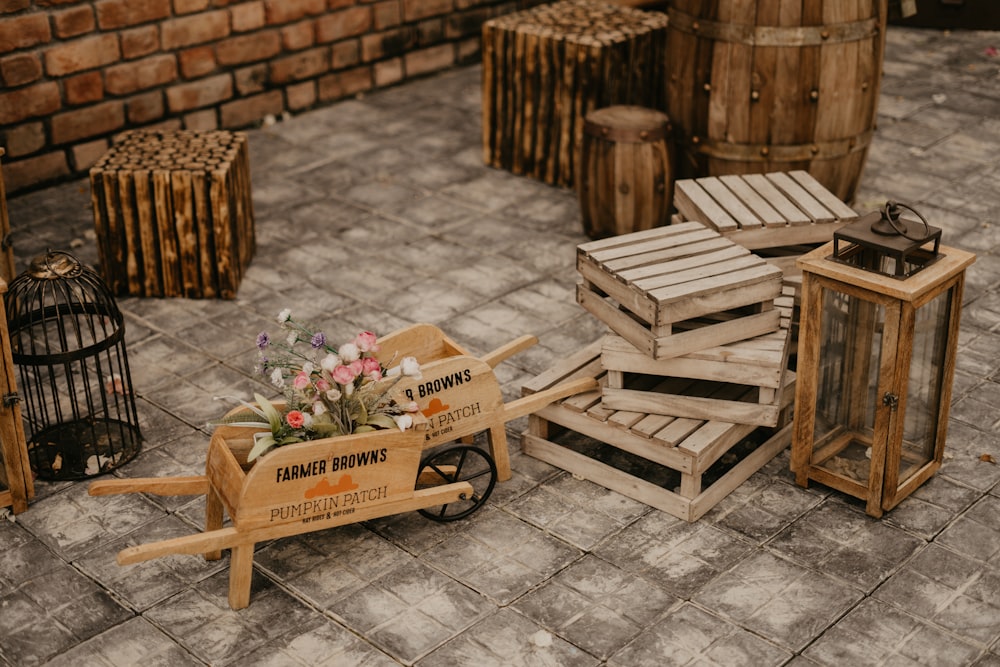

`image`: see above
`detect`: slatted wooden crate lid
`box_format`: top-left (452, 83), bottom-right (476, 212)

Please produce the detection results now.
top-left (577, 221), bottom-right (783, 359)
top-left (521, 341), bottom-right (794, 522)
top-left (673, 170), bottom-right (859, 251)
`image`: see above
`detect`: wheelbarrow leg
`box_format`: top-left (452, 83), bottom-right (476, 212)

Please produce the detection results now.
top-left (487, 424), bottom-right (512, 482)
top-left (204, 488), bottom-right (225, 561)
top-left (229, 543), bottom-right (255, 610)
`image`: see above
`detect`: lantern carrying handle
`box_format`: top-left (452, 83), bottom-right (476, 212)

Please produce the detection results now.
top-left (876, 200), bottom-right (932, 242)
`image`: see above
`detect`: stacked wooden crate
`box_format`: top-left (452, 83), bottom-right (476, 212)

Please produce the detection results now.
top-left (523, 223), bottom-right (795, 521)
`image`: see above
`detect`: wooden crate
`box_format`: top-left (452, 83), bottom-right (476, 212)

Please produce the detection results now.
top-left (482, 0), bottom-right (667, 188)
top-left (0, 149), bottom-right (15, 283)
top-left (90, 130), bottom-right (255, 299)
top-left (577, 222), bottom-right (783, 359)
top-left (673, 171), bottom-right (859, 269)
top-left (521, 341), bottom-right (794, 522)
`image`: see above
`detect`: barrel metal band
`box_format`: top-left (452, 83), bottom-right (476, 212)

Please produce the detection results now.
top-left (667, 8), bottom-right (879, 46)
top-left (583, 120), bottom-right (670, 143)
top-left (677, 129), bottom-right (874, 162)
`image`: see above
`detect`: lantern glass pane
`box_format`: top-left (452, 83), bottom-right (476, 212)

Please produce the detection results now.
top-left (899, 288), bottom-right (951, 485)
top-left (811, 287), bottom-right (886, 483)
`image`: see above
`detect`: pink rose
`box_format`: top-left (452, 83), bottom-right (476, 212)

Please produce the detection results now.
top-left (361, 357), bottom-right (383, 381)
top-left (355, 331), bottom-right (379, 352)
top-left (331, 364), bottom-right (355, 386)
top-left (293, 371), bottom-right (311, 390)
top-left (285, 410), bottom-right (305, 429)
top-left (315, 378), bottom-right (330, 392)
top-left (349, 359), bottom-right (364, 376)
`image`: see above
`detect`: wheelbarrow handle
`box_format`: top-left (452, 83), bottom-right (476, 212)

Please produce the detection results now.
top-left (88, 476), bottom-right (210, 498)
top-left (117, 526), bottom-right (242, 565)
top-left (502, 377), bottom-right (600, 421)
top-left (480, 334), bottom-right (538, 368)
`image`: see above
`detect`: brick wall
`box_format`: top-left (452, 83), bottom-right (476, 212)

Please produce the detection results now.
top-left (0, 0), bottom-right (540, 193)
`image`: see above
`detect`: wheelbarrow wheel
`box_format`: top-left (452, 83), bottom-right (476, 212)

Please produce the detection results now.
top-left (416, 445), bottom-right (497, 522)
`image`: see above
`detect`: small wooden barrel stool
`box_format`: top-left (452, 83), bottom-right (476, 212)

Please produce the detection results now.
top-left (577, 106), bottom-right (674, 240)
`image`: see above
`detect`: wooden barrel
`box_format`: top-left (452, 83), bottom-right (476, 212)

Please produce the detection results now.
top-left (577, 105), bottom-right (674, 240)
top-left (665, 0), bottom-right (888, 203)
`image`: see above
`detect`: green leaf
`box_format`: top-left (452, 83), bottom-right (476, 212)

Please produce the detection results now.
top-left (354, 424), bottom-right (376, 433)
top-left (247, 433), bottom-right (276, 463)
top-left (365, 413), bottom-right (397, 431)
top-left (254, 393), bottom-right (284, 432)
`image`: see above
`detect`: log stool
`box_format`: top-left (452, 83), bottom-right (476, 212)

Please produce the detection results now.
top-left (577, 105), bottom-right (674, 239)
top-left (90, 129), bottom-right (255, 299)
top-left (482, 0), bottom-right (668, 188)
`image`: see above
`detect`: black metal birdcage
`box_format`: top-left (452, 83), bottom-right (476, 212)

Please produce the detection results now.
top-left (6, 251), bottom-right (141, 480)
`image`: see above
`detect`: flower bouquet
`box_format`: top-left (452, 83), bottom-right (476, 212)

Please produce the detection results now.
top-left (215, 310), bottom-right (422, 463)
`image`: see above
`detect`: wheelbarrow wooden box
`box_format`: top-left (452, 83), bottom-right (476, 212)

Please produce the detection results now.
top-left (482, 0), bottom-right (667, 188)
top-left (90, 129), bottom-right (255, 299)
top-left (521, 341), bottom-right (794, 522)
top-left (673, 171), bottom-right (859, 277)
top-left (577, 222), bottom-right (783, 359)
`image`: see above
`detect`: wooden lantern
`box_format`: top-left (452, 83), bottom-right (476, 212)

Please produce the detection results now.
top-left (791, 202), bottom-right (975, 517)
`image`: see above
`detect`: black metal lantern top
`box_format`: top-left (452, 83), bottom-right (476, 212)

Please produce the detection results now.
top-left (6, 251), bottom-right (141, 480)
top-left (832, 201), bottom-right (942, 279)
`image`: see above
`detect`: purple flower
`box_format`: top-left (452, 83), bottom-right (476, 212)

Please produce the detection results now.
top-left (311, 332), bottom-right (326, 349)
top-left (256, 332), bottom-right (270, 350)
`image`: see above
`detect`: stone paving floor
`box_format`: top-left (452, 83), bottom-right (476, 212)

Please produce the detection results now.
top-left (2, 25), bottom-right (1000, 667)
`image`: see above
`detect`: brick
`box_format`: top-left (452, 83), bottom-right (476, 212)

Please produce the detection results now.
top-left (417, 18), bottom-right (444, 45)
top-left (178, 46), bottom-right (216, 78)
top-left (361, 26), bottom-right (415, 62)
top-left (285, 80), bottom-right (315, 110)
top-left (64, 70), bottom-right (104, 104)
top-left (216, 30), bottom-right (281, 66)
top-left (0, 122), bottom-right (45, 158)
top-left (71, 138), bottom-right (109, 171)
top-left (95, 0), bottom-right (171, 29)
top-left (281, 20), bottom-right (315, 50)
top-left (315, 6), bottom-right (371, 42)
top-left (219, 89), bottom-right (282, 127)
top-left (264, 0), bottom-right (324, 24)
top-left (330, 40), bottom-right (359, 69)
top-left (403, 0), bottom-right (450, 21)
top-left (269, 46), bottom-right (328, 84)
top-left (317, 65), bottom-right (370, 102)
top-left (327, 0), bottom-right (354, 8)
top-left (0, 81), bottom-right (60, 125)
top-left (456, 35), bottom-right (480, 64)
top-left (404, 43), bottom-right (453, 77)
top-left (127, 90), bottom-right (164, 123)
top-left (0, 0), bottom-right (30, 13)
top-left (0, 52), bottom-right (42, 87)
top-left (120, 25), bottom-right (159, 59)
top-left (230, 0), bottom-right (265, 32)
top-left (52, 5), bottom-right (96, 38)
top-left (45, 33), bottom-right (119, 76)
top-left (106, 54), bottom-right (177, 94)
top-left (4, 151), bottom-right (69, 193)
top-left (161, 10), bottom-right (230, 49)
top-left (374, 0), bottom-right (401, 30)
top-left (234, 63), bottom-right (267, 95)
top-left (0, 13), bottom-right (51, 53)
top-left (50, 101), bottom-right (124, 144)
top-left (184, 108), bottom-right (217, 130)
top-left (447, 7), bottom-right (490, 39)
top-left (174, 0), bottom-right (209, 14)
top-left (374, 57), bottom-right (402, 87)
top-left (166, 73), bottom-right (233, 112)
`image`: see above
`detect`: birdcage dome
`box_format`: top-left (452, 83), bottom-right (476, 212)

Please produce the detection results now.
top-left (6, 251), bottom-right (141, 480)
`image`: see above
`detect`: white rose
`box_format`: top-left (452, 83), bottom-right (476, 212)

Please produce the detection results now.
top-left (321, 353), bottom-right (341, 373)
top-left (338, 342), bottom-right (360, 362)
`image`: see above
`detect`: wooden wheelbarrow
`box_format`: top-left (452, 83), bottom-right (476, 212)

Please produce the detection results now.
top-left (89, 325), bottom-right (595, 609)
